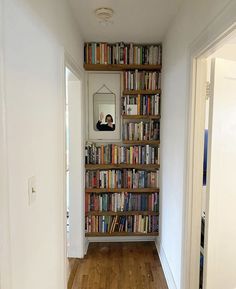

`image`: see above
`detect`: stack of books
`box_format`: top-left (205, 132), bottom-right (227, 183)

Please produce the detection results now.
top-left (85, 214), bottom-right (159, 234)
top-left (85, 192), bottom-right (159, 212)
top-left (85, 144), bottom-right (160, 165)
top-left (122, 94), bottom-right (160, 116)
top-left (122, 121), bottom-right (159, 141)
top-left (85, 169), bottom-right (159, 189)
top-left (84, 42), bottom-right (162, 65)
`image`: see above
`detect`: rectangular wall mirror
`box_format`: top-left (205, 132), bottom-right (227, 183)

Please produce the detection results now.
top-left (88, 72), bottom-right (121, 141)
top-left (93, 91), bottom-right (116, 131)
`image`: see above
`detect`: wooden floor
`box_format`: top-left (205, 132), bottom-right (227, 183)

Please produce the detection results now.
top-left (69, 242), bottom-right (168, 289)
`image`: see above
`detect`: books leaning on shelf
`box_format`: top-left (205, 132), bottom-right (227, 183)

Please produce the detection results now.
top-left (85, 169), bottom-right (159, 189)
top-left (85, 144), bottom-right (160, 165)
top-left (84, 42), bottom-right (162, 65)
top-left (122, 94), bottom-right (160, 116)
top-left (85, 214), bottom-right (159, 234)
top-left (85, 192), bottom-right (159, 213)
top-left (123, 120), bottom-right (160, 141)
top-left (124, 70), bottom-right (161, 91)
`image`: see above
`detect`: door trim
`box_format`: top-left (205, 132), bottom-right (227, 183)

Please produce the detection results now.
top-left (182, 2), bottom-right (236, 288)
top-left (0, 0), bottom-right (12, 287)
top-left (62, 51), bottom-right (86, 286)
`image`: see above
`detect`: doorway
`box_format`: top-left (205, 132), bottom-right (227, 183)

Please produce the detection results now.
top-left (187, 28), bottom-right (236, 289)
top-left (64, 65), bottom-right (85, 279)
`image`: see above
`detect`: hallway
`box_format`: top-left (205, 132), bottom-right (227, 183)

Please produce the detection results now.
top-left (69, 242), bottom-right (168, 289)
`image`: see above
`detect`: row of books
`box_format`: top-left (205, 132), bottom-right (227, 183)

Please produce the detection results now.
top-left (85, 192), bottom-right (159, 212)
top-left (85, 144), bottom-right (160, 165)
top-left (122, 94), bottom-right (160, 116)
top-left (85, 215), bottom-right (159, 234)
top-left (84, 42), bottom-right (162, 65)
top-left (124, 70), bottom-right (161, 91)
top-left (122, 121), bottom-right (160, 141)
top-left (85, 170), bottom-right (159, 189)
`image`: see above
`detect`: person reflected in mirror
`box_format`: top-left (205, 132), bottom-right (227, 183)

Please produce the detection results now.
top-left (96, 112), bottom-right (115, 131)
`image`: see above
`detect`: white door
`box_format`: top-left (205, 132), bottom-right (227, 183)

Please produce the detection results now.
top-left (204, 58), bottom-right (236, 289)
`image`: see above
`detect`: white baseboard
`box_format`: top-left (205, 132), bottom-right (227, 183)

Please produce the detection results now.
top-left (155, 239), bottom-right (177, 289)
top-left (87, 236), bottom-right (156, 242)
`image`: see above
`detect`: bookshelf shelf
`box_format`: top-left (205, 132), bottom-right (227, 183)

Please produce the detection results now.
top-left (85, 211), bottom-right (159, 216)
top-left (123, 89), bottom-right (161, 95)
top-left (85, 232), bottom-right (159, 237)
top-left (85, 164), bottom-right (160, 170)
top-left (84, 64), bottom-right (162, 71)
top-left (85, 188), bottom-right (159, 193)
top-left (122, 115), bottom-right (161, 120)
top-left (123, 140), bottom-right (160, 145)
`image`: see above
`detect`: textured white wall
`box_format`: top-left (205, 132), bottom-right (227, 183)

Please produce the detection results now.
top-left (160, 0), bottom-right (234, 288)
top-left (2, 0), bottom-right (83, 289)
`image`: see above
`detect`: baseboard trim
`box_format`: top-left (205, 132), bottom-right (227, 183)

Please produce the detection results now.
top-left (155, 239), bottom-right (177, 289)
top-left (87, 236), bottom-right (156, 242)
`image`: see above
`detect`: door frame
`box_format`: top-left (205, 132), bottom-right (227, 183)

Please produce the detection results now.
top-left (0, 0), bottom-right (12, 287)
top-left (182, 2), bottom-right (236, 288)
top-left (62, 51), bottom-right (86, 284)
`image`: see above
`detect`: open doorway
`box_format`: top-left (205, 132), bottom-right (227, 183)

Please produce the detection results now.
top-left (65, 65), bottom-right (85, 280)
top-left (187, 28), bottom-right (236, 289)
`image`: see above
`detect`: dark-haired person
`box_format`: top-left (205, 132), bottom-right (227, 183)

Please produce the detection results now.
top-left (96, 112), bottom-right (115, 131)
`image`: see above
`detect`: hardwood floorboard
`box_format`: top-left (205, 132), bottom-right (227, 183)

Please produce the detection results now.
top-left (70, 242), bottom-right (168, 289)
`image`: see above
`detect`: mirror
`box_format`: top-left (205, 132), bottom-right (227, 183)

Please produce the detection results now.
top-left (88, 72), bottom-right (121, 141)
top-left (93, 92), bottom-right (116, 131)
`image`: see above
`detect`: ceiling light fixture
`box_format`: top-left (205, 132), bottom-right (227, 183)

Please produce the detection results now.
top-left (95, 7), bottom-right (114, 25)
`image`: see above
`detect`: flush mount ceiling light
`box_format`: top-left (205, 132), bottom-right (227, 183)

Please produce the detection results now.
top-left (95, 7), bottom-right (114, 25)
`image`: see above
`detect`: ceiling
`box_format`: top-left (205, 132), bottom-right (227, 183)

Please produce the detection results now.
top-left (68, 0), bottom-right (183, 43)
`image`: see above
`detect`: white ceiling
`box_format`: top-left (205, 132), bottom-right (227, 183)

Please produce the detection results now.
top-left (68, 0), bottom-right (183, 43)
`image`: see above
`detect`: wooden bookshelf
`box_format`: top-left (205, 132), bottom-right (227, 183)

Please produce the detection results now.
top-left (86, 211), bottom-right (159, 216)
top-left (85, 232), bottom-right (159, 237)
top-left (85, 164), bottom-right (160, 170)
top-left (123, 89), bottom-right (161, 95)
top-left (122, 114), bottom-right (161, 120)
top-left (85, 188), bottom-right (159, 193)
top-left (84, 64), bottom-right (161, 71)
top-left (123, 140), bottom-right (160, 145)
top-left (84, 42), bottom-right (161, 237)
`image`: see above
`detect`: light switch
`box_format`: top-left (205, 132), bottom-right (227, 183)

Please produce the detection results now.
top-left (28, 176), bottom-right (37, 205)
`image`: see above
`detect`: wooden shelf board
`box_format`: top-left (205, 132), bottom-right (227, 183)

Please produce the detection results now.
top-left (85, 164), bottom-right (160, 170)
top-left (123, 140), bottom-right (160, 145)
top-left (85, 232), bottom-right (159, 237)
top-left (123, 89), bottom-right (161, 95)
top-left (85, 188), bottom-right (159, 193)
top-left (86, 211), bottom-right (159, 216)
top-left (122, 115), bottom-right (161, 120)
top-left (84, 64), bottom-right (161, 71)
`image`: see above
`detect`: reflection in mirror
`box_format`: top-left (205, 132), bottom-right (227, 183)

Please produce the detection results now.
top-left (93, 93), bottom-right (116, 131)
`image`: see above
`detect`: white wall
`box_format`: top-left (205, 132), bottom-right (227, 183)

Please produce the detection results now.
top-left (160, 0), bottom-right (234, 289)
top-left (2, 0), bottom-right (83, 289)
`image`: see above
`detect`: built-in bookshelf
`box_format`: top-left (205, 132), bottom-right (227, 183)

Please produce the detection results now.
top-left (84, 42), bottom-right (161, 237)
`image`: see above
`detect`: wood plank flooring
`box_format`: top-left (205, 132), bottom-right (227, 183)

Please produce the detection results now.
top-left (69, 242), bottom-right (168, 289)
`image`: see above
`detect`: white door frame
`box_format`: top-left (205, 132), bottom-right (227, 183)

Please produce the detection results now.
top-left (182, 1), bottom-right (236, 288)
top-left (62, 51), bottom-right (86, 285)
top-left (0, 0), bottom-right (12, 287)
